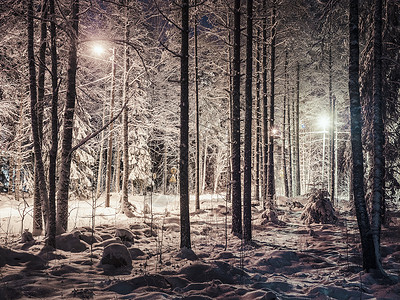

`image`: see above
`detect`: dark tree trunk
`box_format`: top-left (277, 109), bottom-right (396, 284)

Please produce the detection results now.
top-left (282, 50), bottom-right (289, 198)
top-left (371, 0), bottom-right (385, 275)
top-left (231, 0), bottom-right (242, 236)
top-left (56, 0), bottom-right (79, 233)
top-left (295, 63), bottom-right (301, 196)
top-left (180, 0), bottom-right (191, 248)
top-left (348, 0), bottom-right (376, 271)
top-left (262, 0), bottom-right (268, 209)
top-left (255, 29), bottom-right (261, 204)
top-left (105, 48), bottom-right (116, 208)
top-left (266, 1), bottom-right (276, 207)
top-left (194, 0), bottom-right (200, 211)
top-left (243, 0), bottom-right (253, 242)
top-left (47, 0), bottom-right (58, 248)
top-left (287, 85), bottom-right (293, 197)
top-left (28, 0), bottom-right (49, 238)
top-left (328, 44), bottom-right (335, 205)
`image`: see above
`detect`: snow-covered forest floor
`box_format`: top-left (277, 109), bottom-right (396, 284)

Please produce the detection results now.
top-left (0, 193), bottom-right (399, 299)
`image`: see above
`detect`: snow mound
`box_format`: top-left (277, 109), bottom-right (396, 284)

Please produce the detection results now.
top-left (115, 228), bottom-right (135, 243)
top-left (301, 190), bottom-right (338, 225)
top-left (100, 243), bottom-right (132, 268)
top-left (56, 232), bottom-right (89, 252)
top-left (177, 247), bottom-right (198, 261)
top-left (105, 274), bottom-right (171, 295)
top-left (0, 246), bottom-right (46, 270)
top-left (179, 261), bottom-right (248, 284)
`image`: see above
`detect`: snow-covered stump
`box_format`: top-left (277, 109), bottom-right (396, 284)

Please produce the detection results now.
top-left (300, 190), bottom-right (338, 225)
top-left (256, 208), bottom-right (286, 226)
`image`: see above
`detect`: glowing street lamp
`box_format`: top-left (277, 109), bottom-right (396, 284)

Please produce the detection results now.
top-left (318, 115), bottom-right (330, 189)
top-left (92, 44), bottom-right (105, 56)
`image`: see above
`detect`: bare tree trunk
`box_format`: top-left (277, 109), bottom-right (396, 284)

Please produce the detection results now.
top-left (287, 84), bottom-right (293, 197)
top-left (115, 142), bottom-right (121, 193)
top-left (47, 0), bottom-right (58, 247)
top-left (14, 99), bottom-right (24, 202)
top-left (231, 0), bottom-right (242, 236)
top-left (282, 50), bottom-right (289, 198)
top-left (371, 0), bottom-right (386, 276)
top-left (266, 1), bottom-right (276, 207)
top-left (348, 0), bottom-right (376, 271)
top-left (255, 29), bottom-right (261, 204)
top-left (56, 0), bottom-right (79, 233)
top-left (194, 0), bottom-right (200, 211)
top-left (262, 0), bottom-right (268, 209)
top-left (28, 0), bottom-right (49, 237)
top-left (295, 63), bottom-right (301, 196)
top-left (201, 137), bottom-right (208, 194)
top-left (243, 0), bottom-right (253, 242)
top-left (105, 48), bottom-right (116, 208)
top-left (180, 0), bottom-right (191, 249)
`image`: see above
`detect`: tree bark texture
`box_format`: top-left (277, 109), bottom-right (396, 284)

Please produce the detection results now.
top-left (194, 0), bottom-right (200, 211)
top-left (56, 0), bottom-right (79, 233)
top-left (105, 48), bottom-right (116, 208)
top-left (262, 0), bottom-right (268, 209)
top-left (231, 0), bottom-right (242, 236)
top-left (28, 0), bottom-right (49, 237)
top-left (47, 0), bottom-right (58, 247)
top-left (371, 0), bottom-right (385, 275)
top-left (266, 2), bottom-right (276, 207)
top-left (255, 29), bottom-right (261, 204)
top-left (282, 50), bottom-right (289, 198)
top-left (295, 63), bottom-right (301, 196)
top-left (180, 0), bottom-right (191, 249)
top-left (348, 0), bottom-right (376, 271)
top-left (243, 0), bottom-right (253, 242)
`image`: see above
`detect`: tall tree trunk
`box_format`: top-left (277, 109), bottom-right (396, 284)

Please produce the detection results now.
top-left (266, 1), bottom-right (276, 207)
top-left (115, 142), bottom-right (121, 193)
top-left (105, 48), bottom-right (116, 208)
top-left (295, 63), bottom-right (301, 196)
top-left (180, 0), bottom-right (191, 249)
top-left (282, 50), bottom-right (289, 198)
top-left (56, 0), bottom-right (79, 233)
top-left (262, 0), bottom-right (268, 209)
top-left (348, 0), bottom-right (376, 271)
top-left (287, 85), bottom-right (293, 197)
top-left (122, 5), bottom-right (130, 211)
top-left (231, 0), bottom-right (242, 236)
top-left (329, 44), bottom-right (335, 205)
top-left (330, 94), bottom-right (336, 204)
top-left (194, 0), bottom-right (200, 211)
top-left (255, 29), bottom-right (261, 204)
top-left (371, 0), bottom-right (386, 276)
top-left (28, 0), bottom-right (49, 238)
top-left (201, 138), bottom-right (208, 194)
top-left (243, 0), bottom-right (253, 242)
top-left (47, 0), bottom-right (58, 248)
top-left (14, 99), bottom-right (24, 202)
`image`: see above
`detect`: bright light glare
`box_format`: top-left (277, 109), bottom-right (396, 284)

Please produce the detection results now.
top-left (318, 115), bottom-right (330, 130)
top-left (92, 44), bottom-right (105, 56)
top-left (271, 127), bottom-right (279, 136)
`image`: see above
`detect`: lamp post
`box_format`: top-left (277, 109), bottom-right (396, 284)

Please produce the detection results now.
top-left (318, 115), bottom-right (329, 190)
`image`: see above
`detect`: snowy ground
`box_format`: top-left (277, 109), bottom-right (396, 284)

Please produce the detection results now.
top-left (0, 192), bottom-right (399, 299)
